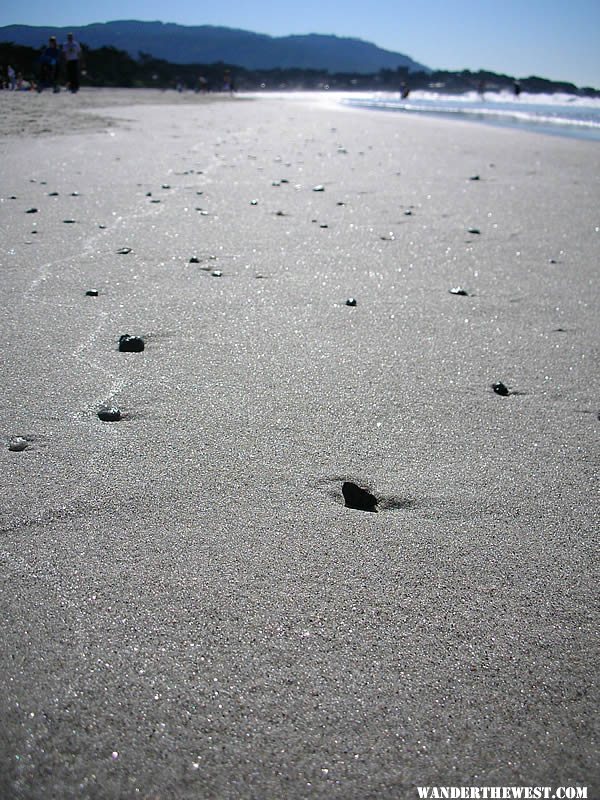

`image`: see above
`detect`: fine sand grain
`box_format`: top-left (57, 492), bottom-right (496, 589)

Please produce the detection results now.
top-left (0, 89), bottom-right (598, 799)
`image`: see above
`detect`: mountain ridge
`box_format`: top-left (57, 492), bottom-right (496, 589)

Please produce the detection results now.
top-left (0, 20), bottom-right (430, 74)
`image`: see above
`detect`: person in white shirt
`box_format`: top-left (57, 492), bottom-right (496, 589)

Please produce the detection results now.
top-left (62, 32), bottom-right (82, 93)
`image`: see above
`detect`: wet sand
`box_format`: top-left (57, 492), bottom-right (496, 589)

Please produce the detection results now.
top-left (0, 89), bottom-right (598, 799)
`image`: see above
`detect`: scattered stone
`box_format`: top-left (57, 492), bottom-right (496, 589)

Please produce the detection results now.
top-left (250, 199), bottom-right (258, 205)
top-left (211, 270), bottom-right (223, 277)
top-left (70, 191), bottom-right (80, 196)
top-left (150, 199), bottom-right (161, 203)
top-left (404, 210), bottom-right (413, 216)
top-left (197, 209), bottom-right (208, 215)
top-left (337, 147), bottom-right (348, 154)
top-left (549, 258), bottom-right (558, 264)
top-left (468, 227), bottom-right (481, 235)
top-left (8, 436), bottom-right (29, 452)
top-left (161, 184), bottom-right (171, 189)
top-left (380, 233), bottom-right (395, 241)
top-left (336, 201), bottom-right (345, 206)
top-left (146, 192), bottom-right (152, 196)
top-left (98, 224), bottom-right (107, 229)
top-left (8, 195), bottom-right (17, 199)
top-left (196, 191), bottom-right (203, 196)
top-left (345, 297), bottom-right (357, 307)
top-left (342, 481), bottom-right (378, 513)
top-left (469, 175), bottom-right (481, 181)
top-left (313, 184), bottom-right (325, 192)
top-left (118, 334), bottom-right (145, 352)
top-left (320, 223), bottom-right (329, 228)
top-left (98, 406), bottom-right (121, 422)
top-left (189, 256), bottom-right (200, 263)
top-left (271, 181), bottom-right (281, 187)
top-left (449, 287), bottom-right (469, 296)
top-left (63, 219), bottom-right (76, 223)
top-left (48, 191), bottom-right (59, 196)
top-left (26, 208), bottom-right (38, 214)
top-left (85, 289), bottom-right (99, 296)
top-left (280, 178), bottom-right (289, 184)
top-left (492, 381), bottom-right (510, 396)
top-left (275, 210), bottom-right (287, 216)
top-left (117, 247), bottom-right (132, 254)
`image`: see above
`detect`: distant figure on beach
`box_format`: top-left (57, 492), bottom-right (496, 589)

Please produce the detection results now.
top-left (7, 64), bottom-right (16, 90)
top-left (477, 79), bottom-right (486, 99)
top-left (400, 82), bottom-right (410, 99)
top-left (223, 69), bottom-right (235, 93)
top-left (39, 36), bottom-right (60, 92)
top-left (513, 80), bottom-right (521, 97)
top-left (62, 32), bottom-right (82, 93)
top-left (196, 74), bottom-right (209, 93)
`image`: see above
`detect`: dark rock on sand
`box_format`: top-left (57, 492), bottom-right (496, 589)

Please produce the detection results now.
top-left (189, 256), bottom-right (200, 263)
top-left (48, 192), bottom-right (59, 196)
top-left (117, 247), bottom-right (132, 254)
top-left (98, 406), bottom-right (122, 422)
top-left (63, 219), bottom-right (76, 224)
top-left (468, 228), bottom-right (481, 235)
top-left (8, 436), bottom-right (29, 452)
top-left (345, 298), bottom-right (357, 307)
top-left (449, 287), bottom-right (469, 296)
top-left (313, 185), bottom-right (325, 192)
top-left (118, 334), bottom-right (145, 353)
top-left (469, 175), bottom-right (481, 181)
top-left (492, 381), bottom-right (510, 396)
top-left (342, 481), bottom-right (378, 513)
top-left (85, 289), bottom-right (99, 297)
top-left (26, 208), bottom-right (38, 213)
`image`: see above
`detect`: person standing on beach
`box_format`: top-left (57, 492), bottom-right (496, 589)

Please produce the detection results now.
top-left (39, 36), bottom-right (60, 92)
top-left (62, 33), bottom-right (82, 93)
top-left (7, 64), bottom-right (16, 90)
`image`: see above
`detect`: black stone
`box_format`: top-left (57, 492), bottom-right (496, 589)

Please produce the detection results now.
top-left (117, 247), bottom-right (132, 254)
top-left (449, 287), bottom-right (469, 296)
top-left (98, 406), bottom-right (121, 422)
top-left (63, 219), bottom-right (76, 223)
top-left (118, 334), bottom-right (145, 353)
top-left (313, 184), bottom-right (325, 192)
top-left (26, 208), bottom-right (38, 213)
top-left (404, 210), bottom-right (413, 216)
top-left (189, 256), bottom-right (200, 263)
top-left (85, 289), bottom-right (99, 296)
top-left (469, 175), bottom-right (481, 181)
top-left (345, 298), bottom-right (357, 306)
top-left (342, 482), bottom-right (378, 513)
top-left (468, 228), bottom-right (481, 235)
top-left (492, 381), bottom-right (510, 396)
top-left (48, 191), bottom-right (59, 196)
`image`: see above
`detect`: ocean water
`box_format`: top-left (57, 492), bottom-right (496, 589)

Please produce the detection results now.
top-left (340, 90), bottom-right (600, 142)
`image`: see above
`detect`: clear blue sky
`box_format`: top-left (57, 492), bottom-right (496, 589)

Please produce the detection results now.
top-left (1, 0), bottom-right (599, 87)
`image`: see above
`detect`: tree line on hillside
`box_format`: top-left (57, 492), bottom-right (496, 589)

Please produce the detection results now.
top-left (1, 41), bottom-right (597, 96)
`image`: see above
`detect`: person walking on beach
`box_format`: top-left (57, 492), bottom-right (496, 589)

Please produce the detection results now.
top-left (62, 33), bottom-right (82, 93)
top-left (7, 64), bottom-right (16, 90)
top-left (38, 36), bottom-right (60, 92)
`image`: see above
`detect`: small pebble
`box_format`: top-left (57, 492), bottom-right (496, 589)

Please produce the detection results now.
top-left (342, 481), bottom-right (378, 513)
top-left (492, 381), bottom-right (510, 396)
top-left (48, 191), bottom-right (59, 196)
top-left (319, 223), bottom-right (329, 228)
top-left (468, 227), bottom-right (481, 235)
top-left (70, 192), bottom-right (80, 196)
top-left (313, 184), bottom-right (325, 192)
top-left (404, 210), bottom-right (413, 216)
top-left (8, 437), bottom-right (29, 452)
top-left (469, 175), bottom-right (481, 181)
top-left (63, 219), bottom-right (76, 224)
top-left (250, 199), bottom-right (258, 205)
top-left (98, 406), bottom-right (121, 422)
top-left (85, 289), bottom-right (99, 297)
top-left (449, 287), bottom-right (469, 296)
top-left (117, 247), bottom-right (132, 254)
top-left (161, 184), bottom-right (171, 189)
top-left (189, 256), bottom-right (200, 263)
top-left (26, 208), bottom-right (38, 214)
top-left (118, 334), bottom-right (145, 353)
top-left (211, 270), bottom-right (222, 277)
top-left (345, 298), bottom-right (357, 307)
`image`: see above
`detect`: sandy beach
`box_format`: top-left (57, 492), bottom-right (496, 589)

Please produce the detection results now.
top-left (1, 88), bottom-right (598, 799)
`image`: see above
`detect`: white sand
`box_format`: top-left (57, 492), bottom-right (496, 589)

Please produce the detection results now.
top-left (0, 89), bottom-right (598, 799)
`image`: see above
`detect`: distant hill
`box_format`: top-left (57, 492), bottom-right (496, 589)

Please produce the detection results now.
top-left (0, 20), bottom-right (430, 74)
